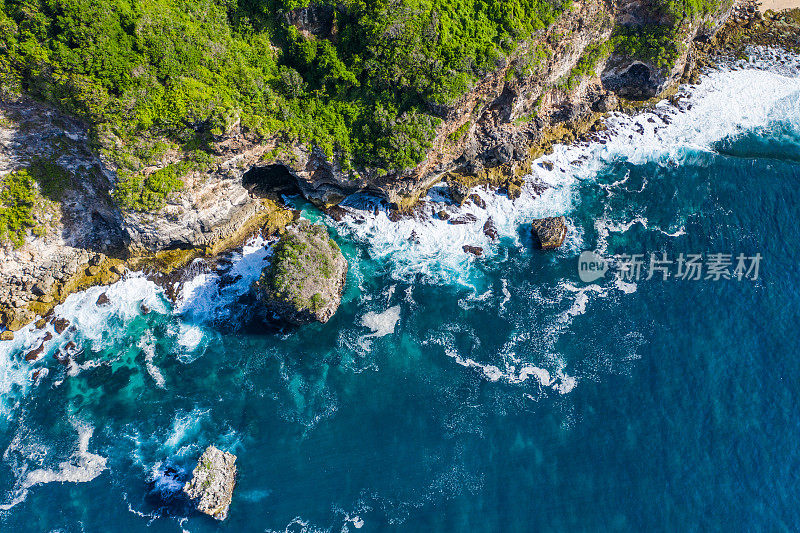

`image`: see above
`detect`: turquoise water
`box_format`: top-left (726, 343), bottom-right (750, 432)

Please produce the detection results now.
top-left (1, 53), bottom-right (800, 531)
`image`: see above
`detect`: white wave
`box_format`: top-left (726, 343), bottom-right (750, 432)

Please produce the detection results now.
top-left (0, 421), bottom-right (107, 511)
top-left (176, 235), bottom-right (273, 324)
top-left (330, 52), bottom-right (800, 288)
top-left (0, 275), bottom-right (166, 422)
top-left (360, 306), bottom-right (401, 339)
top-left (55, 276), bottom-right (167, 348)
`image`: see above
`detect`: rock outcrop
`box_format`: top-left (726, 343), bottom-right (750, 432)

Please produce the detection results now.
top-left (531, 216), bottom-right (568, 250)
top-left (254, 221), bottom-right (347, 325)
top-left (183, 446), bottom-right (237, 521)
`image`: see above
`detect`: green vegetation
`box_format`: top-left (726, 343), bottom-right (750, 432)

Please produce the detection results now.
top-left (0, 169), bottom-right (37, 247)
top-left (448, 120), bottom-right (471, 143)
top-left (113, 150), bottom-right (214, 211)
top-left (0, 0), bottom-right (571, 200)
top-left (0, 161), bottom-right (73, 246)
top-left (309, 292), bottom-right (326, 312)
top-left (263, 223), bottom-right (340, 314)
top-left (27, 159), bottom-right (72, 201)
top-left (612, 0), bottom-right (722, 71)
top-left (558, 41), bottom-right (614, 91)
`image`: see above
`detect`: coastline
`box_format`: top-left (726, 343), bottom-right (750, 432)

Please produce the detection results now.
top-left (1, 0), bottom-right (799, 335)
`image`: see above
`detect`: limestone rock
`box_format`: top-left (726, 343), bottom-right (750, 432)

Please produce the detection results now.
top-left (254, 221), bottom-right (347, 325)
top-left (531, 216), bottom-right (568, 250)
top-left (0, 330), bottom-right (13, 341)
top-left (183, 446), bottom-right (237, 521)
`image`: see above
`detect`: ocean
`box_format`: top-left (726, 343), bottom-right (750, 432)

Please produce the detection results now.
top-left (0, 47), bottom-right (799, 532)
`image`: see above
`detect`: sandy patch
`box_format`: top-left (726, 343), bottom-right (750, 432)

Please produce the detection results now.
top-left (759, 0), bottom-right (800, 12)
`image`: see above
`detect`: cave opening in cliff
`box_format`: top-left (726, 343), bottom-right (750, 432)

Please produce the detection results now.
top-left (242, 165), bottom-right (301, 197)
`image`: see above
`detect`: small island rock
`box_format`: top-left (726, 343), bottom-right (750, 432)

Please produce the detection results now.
top-left (531, 216), bottom-right (567, 250)
top-left (183, 446), bottom-right (237, 521)
top-left (254, 220), bottom-right (347, 325)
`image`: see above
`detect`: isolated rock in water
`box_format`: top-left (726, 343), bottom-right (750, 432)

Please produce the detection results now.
top-left (463, 245), bottom-right (484, 257)
top-left (254, 220), bottom-right (347, 325)
top-left (183, 446), bottom-right (237, 521)
top-left (449, 213), bottom-right (478, 225)
top-left (531, 216), bottom-right (567, 250)
top-left (483, 218), bottom-right (498, 241)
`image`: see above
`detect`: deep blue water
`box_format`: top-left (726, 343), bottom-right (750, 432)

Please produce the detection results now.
top-left (1, 56), bottom-right (799, 532)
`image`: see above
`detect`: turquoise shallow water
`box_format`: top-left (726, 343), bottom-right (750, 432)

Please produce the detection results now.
top-left (1, 52), bottom-right (800, 532)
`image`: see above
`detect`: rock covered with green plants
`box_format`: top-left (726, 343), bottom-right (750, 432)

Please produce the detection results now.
top-left (183, 445), bottom-right (237, 521)
top-left (254, 220), bottom-right (347, 325)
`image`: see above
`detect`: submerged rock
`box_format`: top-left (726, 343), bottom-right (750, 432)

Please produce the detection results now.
top-left (183, 446), bottom-right (237, 521)
top-left (531, 216), bottom-right (568, 250)
top-left (254, 221), bottom-right (347, 325)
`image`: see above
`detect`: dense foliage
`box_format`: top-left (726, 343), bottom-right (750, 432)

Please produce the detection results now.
top-left (0, 169), bottom-right (37, 247)
top-left (0, 0), bottom-right (568, 200)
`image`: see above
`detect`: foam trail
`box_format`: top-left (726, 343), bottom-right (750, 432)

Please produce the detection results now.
top-left (331, 50), bottom-right (800, 286)
top-left (0, 422), bottom-right (107, 511)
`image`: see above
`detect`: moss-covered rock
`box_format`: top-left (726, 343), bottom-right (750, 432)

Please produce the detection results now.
top-left (254, 221), bottom-right (347, 325)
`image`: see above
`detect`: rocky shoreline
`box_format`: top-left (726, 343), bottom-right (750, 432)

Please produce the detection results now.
top-left (0, 0), bottom-right (796, 334)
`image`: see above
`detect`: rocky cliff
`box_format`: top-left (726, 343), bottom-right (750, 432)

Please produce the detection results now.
top-left (0, 0), bottom-right (772, 331)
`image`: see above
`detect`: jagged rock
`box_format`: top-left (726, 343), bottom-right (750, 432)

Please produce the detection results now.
top-left (437, 210), bottom-right (450, 220)
top-left (593, 93), bottom-right (619, 112)
top-left (32, 368), bottom-right (47, 382)
top-left (387, 209), bottom-right (407, 222)
top-left (468, 194), bottom-right (486, 209)
top-left (0, 330), bottom-right (13, 341)
top-left (448, 181), bottom-right (471, 205)
top-left (323, 205), bottom-right (349, 222)
top-left (483, 218), bottom-right (499, 241)
top-left (183, 446), bottom-right (237, 521)
top-left (531, 216), bottom-right (568, 250)
top-left (284, 3), bottom-right (338, 39)
top-left (449, 213), bottom-right (478, 225)
top-left (254, 221), bottom-right (347, 325)
top-left (505, 182), bottom-right (522, 200)
top-left (140, 303), bottom-right (150, 315)
top-left (86, 265), bottom-right (101, 277)
top-left (463, 245), bottom-right (484, 257)
top-left (53, 317), bottom-right (70, 335)
top-left (25, 343), bottom-right (45, 362)
top-left (601, 59), bottom-right (669, 100)
top-left (96, 293), bottom-right (110, 306)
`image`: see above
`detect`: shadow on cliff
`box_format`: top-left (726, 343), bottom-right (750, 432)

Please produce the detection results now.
top-left (2, 98), bottom-right (128, 257)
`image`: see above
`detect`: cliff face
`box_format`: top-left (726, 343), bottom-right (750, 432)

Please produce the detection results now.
top-left (0, 0), bottom-right (742, 330)
top-left (117, 0), bottom-right (734, 220)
